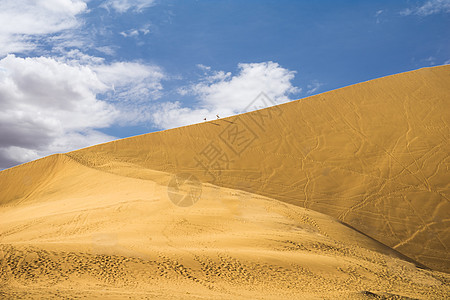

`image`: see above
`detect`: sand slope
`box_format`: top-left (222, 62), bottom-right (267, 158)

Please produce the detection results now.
top-left (64, 65), bottom-right (449, 272)
top-left (0, 65), bottom-right (449, 298)
top-left (1, 154), bottom-right (449, 299)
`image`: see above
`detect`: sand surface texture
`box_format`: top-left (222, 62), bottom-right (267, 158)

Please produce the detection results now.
top-left (0, 65), bottom-right (449, 299)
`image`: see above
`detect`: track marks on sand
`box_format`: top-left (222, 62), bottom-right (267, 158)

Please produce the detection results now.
top-left (1, 244), bottom-right (449, 299)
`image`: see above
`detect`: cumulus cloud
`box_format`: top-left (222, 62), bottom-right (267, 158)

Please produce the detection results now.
top-left (0, 0), bottom-right (88, 55)
top-left (0, 0), bottom-right (168, 169)
top-left (101, 0), bottom-right (155, 13)
top-left (0, 54), bottom-right (115, 168)
top-left (191, 62), bottom-right (299, 113)
top-left (57, 50), bottom-right (165, 103)
top-left (0, 54), bottom-right (165, 169)
top-left (401, 0), bottom-right (450, 16)
top-left (152, 62), bottom-right (300, 129)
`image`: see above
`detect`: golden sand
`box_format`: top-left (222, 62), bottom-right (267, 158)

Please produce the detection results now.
top-left (0, 65), bottom-right (449, 299)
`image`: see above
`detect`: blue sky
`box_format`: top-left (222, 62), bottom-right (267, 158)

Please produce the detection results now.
top-left (0, 0), bottom-right (449, 169)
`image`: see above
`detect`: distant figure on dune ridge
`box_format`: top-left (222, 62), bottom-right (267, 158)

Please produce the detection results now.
top-left (203, 117), bottom-right (207, 122)
top-left (216, 114), bottom-right (220, 119)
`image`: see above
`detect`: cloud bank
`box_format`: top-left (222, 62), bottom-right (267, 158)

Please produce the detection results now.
top-left (0, 0), bottom-right (88, 56)
top-left (0, 54), bottom-right (165, 169)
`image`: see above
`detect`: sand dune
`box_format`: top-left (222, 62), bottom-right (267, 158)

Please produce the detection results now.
top-left (0, 65), bottom-right (449, 298)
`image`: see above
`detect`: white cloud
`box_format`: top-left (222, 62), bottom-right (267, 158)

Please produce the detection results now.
top-left (192, 62), bottom-right (299, 113)
top-left (0, 0), bottom-right (166, 168)
top-left (101, 0), bottom-right (155, 13)
top-left (0, 0), bottom-right (88, 55)
top-left (53, 50), bottom-right (166, 102)
top-left (65, 49), bottom-right (106, 64)
top-left (0, 54), bottom-right (166, 169)
top-left (152, 62), bottom-right (300, 129)
top-left (151, 102), bottom-right (210, 130)
top-left (423, 56), bottom-right (436, 65)
top-left (197, 64), bottom-right (211, 71)
top-left (96, 46), bottom-right (116, 56)
top-left (0, 54), bottom-right (116, 167)
top-left (375, 10), bottom-right (384, 23)
top-left (93, 61), bottom-right (165, 102)
top-left (306, 80), bottom-right (324, 94)
top-left (120, 30), bottom-right (139, 37)
top-left (401, 0), bottom-right (450, 16)
top-left (119, 26), bottom-right (151, 38)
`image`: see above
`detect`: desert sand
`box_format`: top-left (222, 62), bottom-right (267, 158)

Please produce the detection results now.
top-left (0, 65), bottom-right (449, 299)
